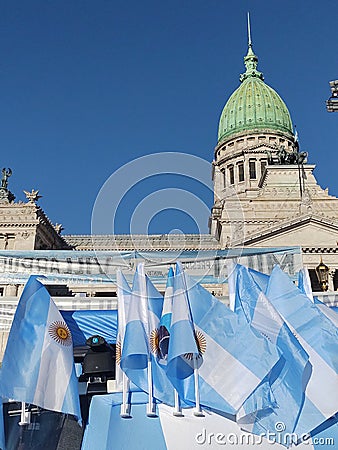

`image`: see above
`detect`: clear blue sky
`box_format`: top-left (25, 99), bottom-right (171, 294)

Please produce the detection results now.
top-left (1, 1), bottom-right (337, 235)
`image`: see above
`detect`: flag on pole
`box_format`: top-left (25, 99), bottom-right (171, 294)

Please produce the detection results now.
top-left (235, 264), bottom-right (309, 442)
top-left (121, 263), bottom-right (177, 407)
top-left (120, 264), bottom-right (149, 372)
top-left (169, 264), bottom-right (280, 415)
top-left (266, 266), bottom-right (338, 437)
top-left (166, 263), bottom-right (199, 382)
top-left (158, 267), bottom-right (174, 364)
top-left (0, 276), bottom-right (81, 421)
top-left (115, 270), bottom-right (132, 388)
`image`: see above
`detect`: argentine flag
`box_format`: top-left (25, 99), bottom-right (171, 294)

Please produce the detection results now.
top-left (158, 267), bottom-right (174, 365)
top-left (235, 264), bottom-right (309, 442)
top-left (166, 263), bottom-right (199, 381)
top-left (120, 264), bottom-right (149, 371)
top-left (115, 270), bottom-right (132, 388)
top-left (266, 266), bottom-right (338, 437)
top-left (169, 264), bottom-right (280, 415)
top-left (0, 276), bottom-right (81, 420)
top-left (121, 264), bottom-right (177, 406)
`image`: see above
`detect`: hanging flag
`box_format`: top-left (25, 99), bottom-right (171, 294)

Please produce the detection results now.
top-left (235, 264), bottom-right (309, 443)
top-left (115, 270), bottom-right (132, 388)
top-left (266, 266), bottom-right (338, 437)
top-left (0, 276), bottom-right (81, 421)
top-left (169, 264), bottom-right (280, 415)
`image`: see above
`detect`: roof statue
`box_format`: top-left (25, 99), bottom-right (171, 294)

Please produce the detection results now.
top-left (24, 189), bottom-right (42, 204)
top-left (1, 168), bottom-right (12, 190)
top-left (0, 167), bottom-right (15, 203)
top-left (266, 145), bottom-right (308, 165)
top-left (54, 223), bottom-right (64, 234)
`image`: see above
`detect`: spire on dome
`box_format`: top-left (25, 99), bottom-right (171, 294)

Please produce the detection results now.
top-left (240, 12), bottom-right (264, 82)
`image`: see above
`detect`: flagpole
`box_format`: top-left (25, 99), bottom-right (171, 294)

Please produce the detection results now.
top-left (173, 389), bottom-right (183, 417)
top-left (193, 358), bottom-right (204, 417)
top-left (147, 358), bottom-right (157, 417)
top-left (120, 373), bottom-right (131, 418)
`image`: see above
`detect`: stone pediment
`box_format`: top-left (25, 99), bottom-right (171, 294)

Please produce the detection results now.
top-left (234, 214), bottom-right (338, 248)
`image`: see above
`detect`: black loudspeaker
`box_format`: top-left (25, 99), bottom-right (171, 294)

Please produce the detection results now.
top-left (81, 335), bottom-right (115, 379)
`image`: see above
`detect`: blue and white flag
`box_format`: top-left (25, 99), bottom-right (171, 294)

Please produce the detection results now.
top-left (235, 264), bottom-right (309, 442)
top-left (266, 266), bottom-right (338, 437)
top-left (158, 267), bottom-right (174, 364)
top-left (115, 270), bottom-right (132, 388)
top-left (120, 264), bottom-right (149, 371)
top-left (0, 276), bottom-right (81, 420)
top-left (170, 264), bottom-right (280, 415)
top-left (166, 263), bottom-right (199, 381)
top-left (121, 263), bottom-right (176, 406)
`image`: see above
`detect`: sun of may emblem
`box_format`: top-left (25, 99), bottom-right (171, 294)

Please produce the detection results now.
top-left (184, 330), bottom-right (207, 360)
top-left (48, 321), bottom-right (72, 346)
top-left (149, 329), bottom-right (160, 356)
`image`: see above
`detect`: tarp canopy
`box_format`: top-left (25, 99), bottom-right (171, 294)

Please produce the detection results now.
top-left (0, 247), bottom-right (302, 285)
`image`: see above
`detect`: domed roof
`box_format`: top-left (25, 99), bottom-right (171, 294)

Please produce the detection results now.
top-left (218, 43), bottom-right (293, 143)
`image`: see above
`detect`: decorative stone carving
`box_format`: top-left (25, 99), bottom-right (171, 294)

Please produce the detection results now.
top-left (54, 223), bottom-right (64, 234)
top-left (24, 189), bottom-right (42, 203)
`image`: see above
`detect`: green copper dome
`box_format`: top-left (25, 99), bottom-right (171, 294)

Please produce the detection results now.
top-left (218, 43), bottom-right (293, 143)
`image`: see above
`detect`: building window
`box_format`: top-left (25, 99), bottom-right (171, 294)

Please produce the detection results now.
top-left (228, 166), bottom-right (234, 185)
top-left (249, 160), bottom-right (256, 179)
top-left (222, 169), bottom-right (226, 188)
top-left (238, 162), bottom-right (244, 182)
